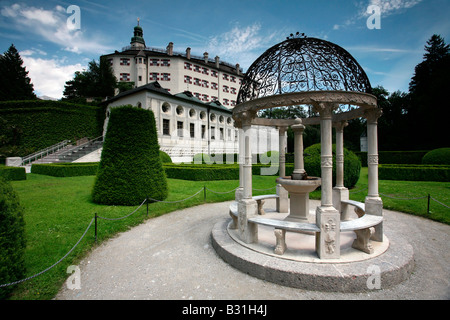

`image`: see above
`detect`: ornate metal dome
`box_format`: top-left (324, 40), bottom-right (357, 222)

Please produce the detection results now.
top-left (237, 35), bottom-right (372, 104)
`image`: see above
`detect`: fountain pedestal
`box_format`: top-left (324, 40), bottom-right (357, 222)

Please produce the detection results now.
top-left (276, 176), bottom-right (321, 222)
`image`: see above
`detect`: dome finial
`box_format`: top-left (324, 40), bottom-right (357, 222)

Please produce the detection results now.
top-left (137, 17), bottom-right (140, 26)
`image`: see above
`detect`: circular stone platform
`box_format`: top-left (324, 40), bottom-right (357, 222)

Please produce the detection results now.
top-left (211, 209), bottom-right (415, 293)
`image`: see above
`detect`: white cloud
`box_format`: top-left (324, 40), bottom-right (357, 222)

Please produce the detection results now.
top-left (22, 56), bottom-right (85, 99)
top-left (333, 0), bottom-right (423, 30)
top-left (1, 3), bottom-right (113, 54)
top-left (366, 0), bottom-right (423, 16)
top-left (205, 23), bottom-right (282, 69)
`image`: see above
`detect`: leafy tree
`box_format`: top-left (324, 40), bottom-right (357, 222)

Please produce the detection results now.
top-left (63, 56), bottom-right (117, 102)
top-left (0, 44), bottom-right (36, 101)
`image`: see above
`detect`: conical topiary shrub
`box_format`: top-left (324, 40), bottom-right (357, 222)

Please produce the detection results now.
top-left (92, 105), bottom-right (168, 205)
top-left (0, 177), bottom-right (26, 299)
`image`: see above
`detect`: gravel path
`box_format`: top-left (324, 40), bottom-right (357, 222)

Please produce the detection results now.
top-left (55, 199), bottom-right (450, 300)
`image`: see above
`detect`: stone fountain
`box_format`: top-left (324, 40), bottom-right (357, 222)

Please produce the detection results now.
top-left (276, 119), bottom-right (321, 222)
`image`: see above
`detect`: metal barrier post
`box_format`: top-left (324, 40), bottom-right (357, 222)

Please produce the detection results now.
top-left (204, 185), bottom-right (206, 202)
top-left (146, 198), bottom-right (149, 217)
top-left (427, 194), bottom-right (431, 215)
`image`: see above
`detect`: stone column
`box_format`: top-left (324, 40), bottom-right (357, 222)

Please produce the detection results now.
top-left (237, 117), bottom-right (257, 243)
top-left (314, 103), bottom-right (340, 259)
top-left (332, 120), bottom-right (349, 219)
top-left (278, 126), bottom-right (287, 178)
top-left (364, 108), bottom-right (383, 242)
top-left (235, 125), bottom-right (244, 202)
top-left (276, 126), bottom-right (288, 213)
top-left (291, 120), bottom-right (306, 180)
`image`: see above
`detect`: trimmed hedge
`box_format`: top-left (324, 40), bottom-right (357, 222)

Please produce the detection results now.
top-left (0, 178), bottom-right (26, 299)
top-left (92, 106), bottom-right (168, 206)
top-left (379, 164), bottom-right (450, 182)
top-left (0, 165), bottom-right (26, 181)
top-left (31, 162), bottom-right (99, 177)
top-left (0, 100), bottom-right (104, 158)
top-left (303, 143), bottom-right (361, 188)
top-left (163, 164), bottom-right (240, 181)
top-left (422, 148), bottom-right (450, 165)
top-left (355, 150), bottom-right (429, 166)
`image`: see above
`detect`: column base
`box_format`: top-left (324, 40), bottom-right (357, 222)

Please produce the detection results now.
top-left (238, 198), bottom-right (258, 244)
top-left (315, 206), bottom-right (341, 259)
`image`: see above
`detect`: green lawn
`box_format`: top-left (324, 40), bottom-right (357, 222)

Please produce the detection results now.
top-left (5, 170), bottom-right (450, 300)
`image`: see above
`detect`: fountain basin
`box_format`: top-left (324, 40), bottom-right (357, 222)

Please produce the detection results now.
top-left (276, 176), bottom-right (321, 222)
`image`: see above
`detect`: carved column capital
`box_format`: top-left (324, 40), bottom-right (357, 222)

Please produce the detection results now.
top-left (313, 102), bottom-right (338, 119)
top-left (333, 120), bottom-right (348, 132)
top-left (364, 108), bottom-right (383, 124)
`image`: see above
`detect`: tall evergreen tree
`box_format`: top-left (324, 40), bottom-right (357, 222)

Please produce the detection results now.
top-left (407, 34), bottom-right (450, 149)
top-left (0, 44), bottom-right (36, 101)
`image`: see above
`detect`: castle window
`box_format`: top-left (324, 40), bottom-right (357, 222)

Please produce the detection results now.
top-left (177, 121), bottom-right (184, 137)
top-left (211, 82), bottom-right (218, 90)
top-left (149, 73), bottom-right (159, 81)
top-left (190, 123), bottom-right (195, 138)
top-left (211, 70), bottom-right (218, 77)
top-left (184, 75), bottom-right (192, 84)
top-left (220, 128), bottom-right (224, 140)
top-left (150, 59), bottom-right (159, 66)
top-left (161, 59), bottom-right (170, 66)
top-left (201, 125), bottom-right (206, 139)
top-left (161, 73), bottom-right (171, 81)
top-left (202, 67), bottom-right (209, 75)
top-left (120, 58), bottom-right (130, 66)
top-left (194, 78), bottom-right (201, 86)
top-left (176, 106), bottom-right (184, 115)
top-left (120, 73), bottom-right (130, 81)
top-left (202, 80), bottom-right (209, 88)
top-left (194, 65), bottom-right (201, 72)
top-left (184, 62), bottom-right (192, 70)
top-left (223, 85), bottom-right (229, 93)
top-left (223, 74), bottom-right (229, 81)
top-left (230, 87), bottom-right (236, 94)
top-left (230, 76), bottom-right (236, 83)
top-left (202, 94), bottom-right (209, 102)
top-left (163, 119), bottom-right (170, 135)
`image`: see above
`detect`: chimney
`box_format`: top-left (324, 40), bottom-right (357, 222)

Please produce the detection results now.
top-left (203, 52), bottom-right (209, 63)
top-left (166, 42), bottom-right (173, 56)
top-left (186, 47), bottom-right (191, 60)
top-left (215, 56), bottom-right (220, 69)
top-left (236, 63), bottom-right (240, 75)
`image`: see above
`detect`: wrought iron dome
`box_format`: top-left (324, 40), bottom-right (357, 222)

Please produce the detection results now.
top-left (237, 35), bottom-right (372, 104)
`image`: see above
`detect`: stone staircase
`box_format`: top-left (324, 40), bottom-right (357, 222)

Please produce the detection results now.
top-left (56, 139), bottom-right (103, 163)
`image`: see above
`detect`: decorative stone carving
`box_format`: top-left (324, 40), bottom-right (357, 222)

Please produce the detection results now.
top-left (323, 218), bottom-right (337, 254)
top-left (351, 207), bottom-right (375, 254)
top-left (274, 229), bottom-right (287, 255)
top-left (368, 154), bottom-right (379, 165)
top-left (321, 156), bottom-right (333, 168)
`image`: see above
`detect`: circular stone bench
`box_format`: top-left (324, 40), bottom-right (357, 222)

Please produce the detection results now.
top-left (229, 198), bottom-right (383, 256)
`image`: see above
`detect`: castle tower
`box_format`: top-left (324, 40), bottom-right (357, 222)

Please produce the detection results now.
top-left (130, 18), bottom-right (145, 49)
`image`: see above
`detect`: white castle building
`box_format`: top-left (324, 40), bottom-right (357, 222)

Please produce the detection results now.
top-left (103, 19), bottom-right (243, 107)
top-left (100, 20), bottom-right (278, 163)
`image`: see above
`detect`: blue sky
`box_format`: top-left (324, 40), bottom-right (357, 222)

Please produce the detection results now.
top-left (0, 0), bottom-right (449, 99)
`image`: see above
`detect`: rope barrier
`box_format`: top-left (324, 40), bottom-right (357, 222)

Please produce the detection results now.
top-left (0, 217), bottom-right (95, 288)
top-left (1, 184), bottom-right (447, 289)
top-left (147, 188), bottom-right (204, 203)
top-left (205, 186), bottom-right (238, 194)
top-left (97, 198), bottom-right (147, 221)
top-left (380, 193), bottom-right (428, 200)
top-left (430, 196), bottom-right (450, 209)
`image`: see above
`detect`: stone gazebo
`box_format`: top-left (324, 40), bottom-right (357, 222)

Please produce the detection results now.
top-left (212, 35), bottom-right (414, 291)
